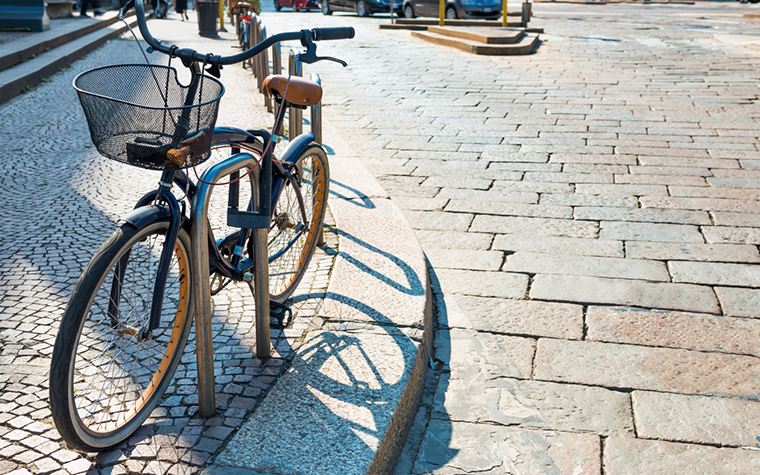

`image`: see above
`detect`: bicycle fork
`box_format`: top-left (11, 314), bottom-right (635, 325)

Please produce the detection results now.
top-left (108, 169), bottom-right (183, 340)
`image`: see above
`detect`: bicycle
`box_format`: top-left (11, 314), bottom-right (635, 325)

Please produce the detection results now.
top-left (48, 0), bottom-right (354, 452)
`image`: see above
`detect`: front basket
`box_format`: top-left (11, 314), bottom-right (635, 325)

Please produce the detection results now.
top-left (74, 64), bottom-right (225, 170)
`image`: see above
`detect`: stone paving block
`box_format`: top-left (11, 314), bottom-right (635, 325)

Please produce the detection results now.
top-left (471, 215), bottom-right (598, 239)
top-left (638, 156), bottom-right (741, 169)
top-left (530, 274), bottom-right (719, 314)
top-left (446, 200), bottom-right (573, 219)
top-left (669, 185), bottom-right (760, 199)
top-left (633, 236), bottom-right (759, 260)
top-left (707, 177), bottom-right (760, 188)
top-left (436, 328), bottom-right (534, 380)
top-left (586, 306), bottom-right (760, 356)
top-left (493, 235), bottom-right (624, 258)
top-left (434, 375), bottom-right (633, 435)
top-left (503, 252), bottom-right (669, 281)
top-left (533, 339), bottom-right (760, 397)
top-left (545, 432), bottom-right (601, 475)
top-left (523, 172), bottom-right (613, 184)
top-left (403, 210), bottom-right (473, 232)
top-left (450, 295), bottom-right (583, 340)
top-left (711, 211), bottom-right (760, 227)
top-left (415, 230), bottom-right (493, 250)
top-left (641, 196), bottom-right (760, 214)
top-left (539, 193), bottom-right (638, 208)
top-left (437, 188), bottom-right (539, 204)
top-left (432, 268), bottom-right (528, 299)
top-left (425, 249), bottom-right (504, 271)
top-left (613, 174), bottom-right (708, 186)
top-left (550, 153), bottom-right (637, 165)
top-left (413, 420), bottom-right (598, 475)
top-left (574, 206), bottom-right (711, 225)
top-left (629, 165), bottom-right (711, 176)
top-left (599, 221), bottom-right (704, 243)
top-left (669, 261), bottom-right (760, 287)
top-left (575, 184), bottom-right (668, 195)
top-left (702, 226), bottom-right (760, 245)
top-left (491, 180), bottom-right (575, 194)
top-left (632, 391), bottom-right (760, 446)
top-left (421, 176), bottom-right (493, 190)
top-left (603, 436), bottom-right (760, 475)
top-left (715, 286), bottom-right (760, 318)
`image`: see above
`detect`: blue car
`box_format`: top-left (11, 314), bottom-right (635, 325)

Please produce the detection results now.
top-left (402, 0), bottom-right (501, 19)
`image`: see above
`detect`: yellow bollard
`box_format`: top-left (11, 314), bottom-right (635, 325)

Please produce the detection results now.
top-left (439, 0), bottom-right (444, 26)
top-left (219, 0), bottom-right (225, 31)
top-left (502, 0), bottom-right (507, 27)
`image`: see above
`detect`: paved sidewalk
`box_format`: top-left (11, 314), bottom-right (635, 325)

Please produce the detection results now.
top-left (259, 2), bottom-right (760, 473)
top-left (0, 10), bottom-right (428, 475)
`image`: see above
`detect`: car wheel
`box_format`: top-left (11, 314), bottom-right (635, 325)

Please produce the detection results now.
top-left (274, 0), bottom-right (282, 11)
top-left (403, 3), bottom-right (414, 18)
top-left (322, 0), bottom-right (332, 14)
top-left (293, 0), bottom-right (299, 11)
top-left (445, 5), bottom-right (457, 19)
top-left (356, 0), bottom-right (369, 16)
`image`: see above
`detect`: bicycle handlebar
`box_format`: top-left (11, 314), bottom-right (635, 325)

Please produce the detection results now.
top-left (122, 0), bottom-right (354, 68)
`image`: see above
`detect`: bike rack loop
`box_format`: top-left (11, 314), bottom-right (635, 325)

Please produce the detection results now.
top-left (190, 153), bottom-right (271, 417)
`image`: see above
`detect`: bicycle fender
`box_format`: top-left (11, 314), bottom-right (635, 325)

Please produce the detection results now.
top-left (277, 132), bottom-right (318, 164)
top-left (119, 205), bottom-right (172, 229)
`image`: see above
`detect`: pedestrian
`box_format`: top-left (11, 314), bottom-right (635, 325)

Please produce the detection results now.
top-left (80, 0), bottom-right (104, 17)
top-left (176, 0), bottom-right (189, 20)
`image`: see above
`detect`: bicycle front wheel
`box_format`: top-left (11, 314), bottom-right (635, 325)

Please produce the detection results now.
top-left (50, 219), bottom-right (193, 451)
top-left (267, 145), bottom-right (329, 303)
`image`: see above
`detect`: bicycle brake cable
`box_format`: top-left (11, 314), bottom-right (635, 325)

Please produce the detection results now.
top-left (192, 60), bottom-right (298, 187)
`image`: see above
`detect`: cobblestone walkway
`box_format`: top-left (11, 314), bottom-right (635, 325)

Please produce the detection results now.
top-left (0, 18), bottom-right (338, 475)
top-left (262, 3), bottom-right (760, 473)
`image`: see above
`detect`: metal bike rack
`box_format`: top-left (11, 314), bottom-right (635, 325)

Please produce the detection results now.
top-left (288, 49), bottom-right (303, 140)
top-left (271, 42), bottom-right (282, 124)
top-left (310, 73), bottom-right (322, 145)
top-left (190, 153), bottom-right (271, 417)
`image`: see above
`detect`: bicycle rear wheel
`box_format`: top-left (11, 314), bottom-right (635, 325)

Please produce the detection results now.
top-left (266, 145), bottom-right (329, 303)
top-left (50, 219), bottom-right (193, 451)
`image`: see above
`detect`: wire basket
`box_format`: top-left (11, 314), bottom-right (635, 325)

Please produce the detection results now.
top-left (74, 64), bottom-right (225, 170)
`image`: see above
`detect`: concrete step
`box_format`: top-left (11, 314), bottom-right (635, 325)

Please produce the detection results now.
top-left (411, 28), bottom-right (539, 55)
top-left (0, 12), bottom-right (140, 105)
top-left (427, 25), bottom-right (525, 44)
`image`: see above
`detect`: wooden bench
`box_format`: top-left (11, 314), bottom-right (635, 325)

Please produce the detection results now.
top-left (46, 0), bottom-right (77, 18)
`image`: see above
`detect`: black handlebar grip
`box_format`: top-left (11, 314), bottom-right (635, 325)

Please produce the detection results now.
top-left (312, 27), bottom-right (356, 41)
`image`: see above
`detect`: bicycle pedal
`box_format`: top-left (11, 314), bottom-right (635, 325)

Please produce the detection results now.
top-left (270, 301), bottom-right (292, 329)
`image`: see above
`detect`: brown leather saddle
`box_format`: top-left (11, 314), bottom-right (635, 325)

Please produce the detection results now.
top-left (262, 75), bottom-right (323, 108)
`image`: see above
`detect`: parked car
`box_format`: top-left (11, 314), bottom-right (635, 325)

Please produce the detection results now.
top-left (321, 0), bottom-right (402, 16)
top-left (275, 0), bottom-right (320, 11)
top-left (402, 0), bottom-right (501, 19)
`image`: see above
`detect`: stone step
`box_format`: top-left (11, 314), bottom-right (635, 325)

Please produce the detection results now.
top-left (411, 29), bottom-right (539, 55)
top-left (427, 25), bottom-right (525, 44)
top-left (0, 14), bottom-right (139, 105)
top-left (0, 11), bottom-right (130, 73)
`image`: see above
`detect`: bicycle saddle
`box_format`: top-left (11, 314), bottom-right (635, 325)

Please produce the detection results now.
top-left (262, 75), bottom-right (323, 107)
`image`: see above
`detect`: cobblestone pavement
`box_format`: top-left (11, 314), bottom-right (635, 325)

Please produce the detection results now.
top-left (0, 14), bottom-right (338, 475)
top-left (260, 2), bottom-right (760, 473)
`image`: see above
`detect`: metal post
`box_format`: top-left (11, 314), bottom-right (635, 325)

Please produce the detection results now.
top-left (252, 228), bottom-right (270, 358)
top-left (310, 72), bottom-right (325, 246)
top-left (257, 24), bottom-right (267, 94)
top-left (272, 43), bottom-right (283, 136)
top-left (439, 0), bottom-right (444, 26)
top-left (502, 0), bottom-right (507, 27)
top-left (310, 73), bottom-right (322, 145)
top-left (191, 153), bottom-right (263, 417)
top-left (288, 49), bottom-right (303, 140)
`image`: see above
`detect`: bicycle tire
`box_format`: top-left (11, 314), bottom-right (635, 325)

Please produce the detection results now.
top-left (50, 219), bottom-right (193, 451)
top-left (265, 144), bottom-right (329, 303)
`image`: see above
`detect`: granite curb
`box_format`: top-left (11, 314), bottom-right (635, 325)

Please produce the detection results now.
top-left (201, 107), bottom-right (433, 475)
